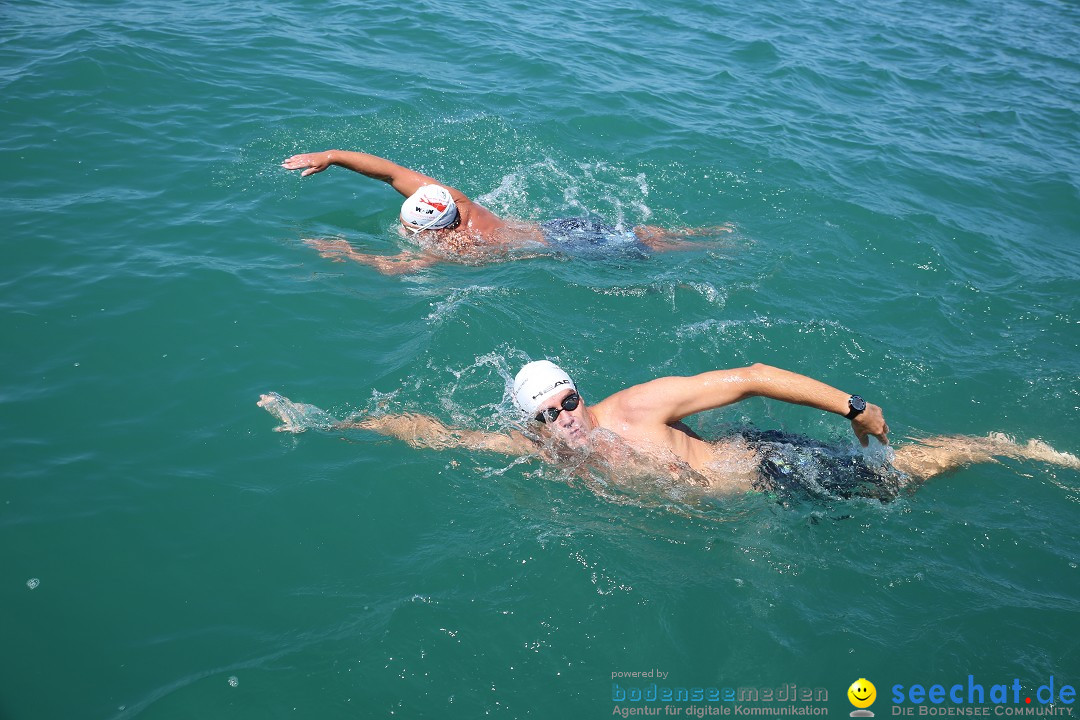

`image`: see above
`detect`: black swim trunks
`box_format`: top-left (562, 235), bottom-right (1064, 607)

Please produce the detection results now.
top-left (539, 217), bottom-right (651, 259)
top-left (742, 429), bottom-right (908, 501)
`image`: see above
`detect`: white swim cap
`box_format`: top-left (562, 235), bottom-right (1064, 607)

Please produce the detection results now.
top-left (400, 185), bottom-right (459, 232)
top-left (513, 360), bottom-right (576, 416)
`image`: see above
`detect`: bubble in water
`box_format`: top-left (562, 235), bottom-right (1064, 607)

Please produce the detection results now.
top-left (227, 676), bottom-right (239, 687)
top-left (26, 578), bottom-right (39, 589)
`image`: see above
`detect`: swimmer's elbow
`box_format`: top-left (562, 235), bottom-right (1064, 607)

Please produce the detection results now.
top-left (744, 362), bottom-right (784, 379)
top-left (739, 363), bottom-right (781, 398)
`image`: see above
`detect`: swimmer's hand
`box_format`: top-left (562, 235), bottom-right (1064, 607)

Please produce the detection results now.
top-left (851, 403), bottom-right (889, 447)
top-left (282, 152), bottom-right (333, 177)
top-left (257, 392), bottom-right (337, 433)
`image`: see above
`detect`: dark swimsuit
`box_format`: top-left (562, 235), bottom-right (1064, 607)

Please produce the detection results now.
top-left (741, 429), bottom-right (908, 502)
top-left (539, 217), bottom-right (651, 259)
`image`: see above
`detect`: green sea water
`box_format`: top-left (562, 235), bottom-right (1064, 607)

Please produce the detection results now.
top-left (2, 0), bottom-right (1079, 717)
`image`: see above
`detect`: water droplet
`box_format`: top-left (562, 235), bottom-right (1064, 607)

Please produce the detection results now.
top-left (227, 676), bottom-right (239, 687)
top-left (26, 578), bottom-right (40, 589)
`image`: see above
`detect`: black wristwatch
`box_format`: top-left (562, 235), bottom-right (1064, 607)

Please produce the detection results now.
top-left (845, 395), bottom-right (867, 420)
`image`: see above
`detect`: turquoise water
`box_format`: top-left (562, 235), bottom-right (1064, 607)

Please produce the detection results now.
top-left (2, 0), bottom-right (1079, 717)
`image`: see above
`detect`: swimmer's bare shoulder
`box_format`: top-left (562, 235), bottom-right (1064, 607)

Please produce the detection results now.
top-left (455, 198), bottom-right (506, 236)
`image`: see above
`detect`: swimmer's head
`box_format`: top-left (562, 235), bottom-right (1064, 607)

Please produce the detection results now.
top-left (400, 185), bottom-right (459, 233)
top-left (513, 360), bottom-right (576, 418)
top-left (515, 361), bottom-right (593, 445)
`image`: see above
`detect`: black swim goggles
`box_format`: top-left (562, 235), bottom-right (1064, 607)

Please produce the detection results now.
top-left (534, 392), bottom-right (580, 424)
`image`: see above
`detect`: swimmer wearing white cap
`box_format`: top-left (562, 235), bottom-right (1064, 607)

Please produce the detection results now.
top-left (282, 148), bottom-right (734, 275)
top-left (260, 360), bottom-right (1080, 496)
top-left (398, 185), bottom-right (460, 233)
top-left (512, 360), bottom-right (588, 442)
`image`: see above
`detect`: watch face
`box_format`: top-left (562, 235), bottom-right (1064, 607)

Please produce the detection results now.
top-left (850, 395), bottom-right (866, 412)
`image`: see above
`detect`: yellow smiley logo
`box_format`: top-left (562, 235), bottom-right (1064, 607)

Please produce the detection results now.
top-left (848, 678), bottom-right (877, 709)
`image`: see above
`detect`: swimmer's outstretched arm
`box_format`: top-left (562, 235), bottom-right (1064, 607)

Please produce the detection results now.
top-left (340, 413), bottom-right (535, 455)
top-left (303, 238), bottom-right (442, 275)
top-left (258, 393), bottom-right (532, 453)
top-left (611, 363), bottom-right (889, 447)
top-left (282, 150), bottom-right (443, 199)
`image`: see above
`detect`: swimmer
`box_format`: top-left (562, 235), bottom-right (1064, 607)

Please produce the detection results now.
top-left (281, 149), bottom-right (732, 274)
top-left (258, 361), bottom-right (1079, 500)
